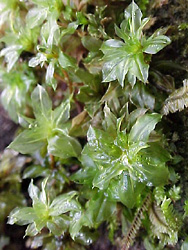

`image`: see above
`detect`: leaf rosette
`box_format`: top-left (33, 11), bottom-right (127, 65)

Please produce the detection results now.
top-left (101, 1), bottom-right (171, 87)
top-left (73, 108), bottom-right (170, 208)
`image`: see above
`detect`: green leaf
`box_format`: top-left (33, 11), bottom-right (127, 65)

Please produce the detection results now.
top-left (40, 177), bottom-right (48, 204)
top-left (184, 200), bottom-right (188, 217)
top-left (26, 7), bottom-right (48, 29)
top-left (129, 113), bottom-right (161, 142)
top-left (0, 64), bottom-right (36, 122)
top-left (47, 216), bottom-right (70, 236)
top-left (18, 114), bottom-right (35, 128)
top-left (25, 223), bottom-right (38, 237)
top-left (28, 180), bottom-right (40, 201)
top-left (92, 160), bottom-right (126, 190)
top-left (8, 127), bottom-right (46, 154)
top-left (168, 186), bottom-right (181, 201)
top-left (139, 161), bottom-right (169, 186)
top-left (61, 22), bottom-right (78, 37)
top-left (8, 207), bottom-right (37, 225)
top-left (71, 147), bottom-right (97, 186)
top-left (46, 60), bottom-right (55, 86)
top-left (23, 165), bottom-right (51, 179)
top-left (31, 85), bottom-right (52, 123)
top-left (85, 191), bottom-right (116, 227)
top-left (0, 45), bottom-right (23, 72)
top-left (82, 36), bottom-right (102, 52)
top-left (49, 191), bottom-right (80, 216)
top-left (130, 83), bottom-right (155, 110)
top-left (126, 108), bottom-right (147, 132)
top-left (29, 53), bottom-right (47, 67)
top-left (48, 133), bottom-right (82, 159)
top-left (8, 86), bottom-right (78, 158)
top-left (102, 103), bottom-right (117, 136)
top-left (34, 214), bottom-right (49, 232)
top-left (76, 12), bottom-right (88, 25)
top-left (101, 41), bottom-right (129, 87)
top-left (108, 173), bottom-right (145, 208)
top-left (143, 35), bottom-right (171, 54)
top-left (124, 0), bottom-right (142, 34)
top-left (69, 211), bottom-right (90, 239)
top-left (53, 98), bottom-right (71, 126)
top-left (58, 51), bottom-right (77, 69)
top-left (41, 15), bottom-right (60, 47)
top-left (130, 53), bottom-right (149, 83)
top-left (8, 178), bottom-right (82, 237)
top-left (83, 127), bottom-right (125, 189)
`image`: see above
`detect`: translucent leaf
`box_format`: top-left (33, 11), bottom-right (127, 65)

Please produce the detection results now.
top-left (82, 36), bottom-right (102, 52)
top-left (47, 134), bottom-right (82, 159)
top-left (58, 51), bottom-right (77, 69)
top-left (115, 24), bottom-right (129, 43)
top-left (61, 22), bottom-right (78, 37)
top-left (143, 35), bottom-right (171, 54)
top-left (29, 53), bottom-right (47, 67)
top-left (53, 98), bottom-right (71, 126)
top-left (126, 108), bottom-right (147, 132)
top-left (8, 207), bottom-right (37, 225)
top-left (45, 60), bottom-right (55, 85)
top-left (18, 114), bottom-right (35, 128)
top-left (138, 161), bottom-right (169, 186)
top-left (0, 45), bottom-right (22, 72)
top-left (130, 53), bottom-right (149, 83)
top-left (101, 39), bottom-right (124, 50)
top-left (80, 111), bottom-right (168, 191)
top-left (23, 165), bottom-right (51, 179)
top-left (31, 85), bottom-right (52, 123)
top-left (25, 223), bottom-right (38, 237)
top-left (108, 173), bottom-right (145, 208)
top-left (129, 113), bottom-right (161, 142)
top-left (71, 147), bottom-right (97, 186)
top-left (102, 103), bottom-right (117, 136)
top-left (130, 83), bottom-right (155, 110)
top-left (26, 7), bottom-right (48, 29)
top-left (92, 160), bottom-right (126, 189)
top-left (124, 0), bottom-right (142, 34)
top-left (34, 215), bottom-right (49, 232)
top-left (40, 177), bottom-right (48, 205)
top-left (8, 127), bottom-right (46, 154)
top-left (69, 211), bottom-right (88, 239)
top-left (47, 17), bottom-right (60, 47)
top-left (49, 191), bottom-right (80, 216)
top-left (85, 191), bottom-right (116, 227)
top-left (47, 216), bottom-right (69, 236)
top-left (28, 180), bottom-right (40, 201)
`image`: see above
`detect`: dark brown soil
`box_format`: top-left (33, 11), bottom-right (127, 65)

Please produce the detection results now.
top-left (0, 105), bottom-right (18, 152)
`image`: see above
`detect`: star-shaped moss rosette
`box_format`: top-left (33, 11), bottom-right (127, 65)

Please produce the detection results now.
top-left (8, 85), bottom-right (82, 159)
top-left (72, 108), bottom-right (170, 208)
top-left (8, 178), bottom-right (81, 237)
top-left (101, 1), bottom-right (171, 87)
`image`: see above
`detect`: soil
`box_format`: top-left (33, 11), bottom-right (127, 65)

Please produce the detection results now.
top-left (0, 105), bottom-right (18, 152)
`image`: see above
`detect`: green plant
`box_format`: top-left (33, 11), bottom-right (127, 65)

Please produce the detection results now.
top-left (0, 0), bottom-right (187, 249)
top-left (8, 178), bottom-right (81, 237)
top-left (101, 1), bottom-right (170, 87)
